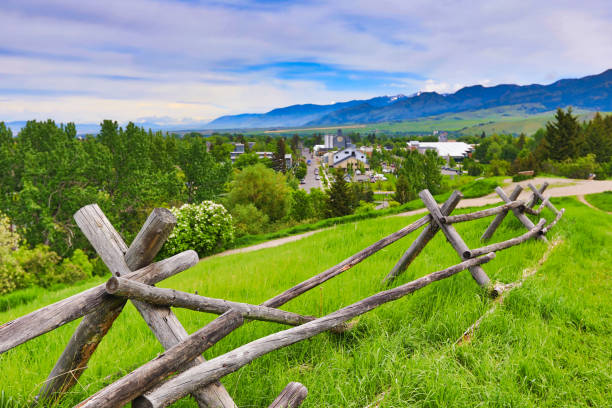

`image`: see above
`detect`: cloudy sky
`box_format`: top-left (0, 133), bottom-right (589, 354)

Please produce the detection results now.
top-left (1, 0), bottom-right (611, 125)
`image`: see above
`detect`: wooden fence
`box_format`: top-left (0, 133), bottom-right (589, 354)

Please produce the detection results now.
top-left (0, 183), bottom-right (564, 408)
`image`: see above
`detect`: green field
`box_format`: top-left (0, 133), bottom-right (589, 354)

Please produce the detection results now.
top-left (1, 196), bottom-right (611, 407)
top-left (247, 106), bottom-right (603, 137)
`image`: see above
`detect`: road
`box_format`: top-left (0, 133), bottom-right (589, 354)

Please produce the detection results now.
top-left (299, 148), bottom-right (322, 192)
top-left (200, 176), bottom-right (611, 261)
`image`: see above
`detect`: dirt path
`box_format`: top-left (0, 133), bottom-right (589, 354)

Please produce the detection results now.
top-left (203, 177), bottom-right (611, 261)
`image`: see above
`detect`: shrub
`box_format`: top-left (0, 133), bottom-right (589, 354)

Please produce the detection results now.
top-left (289, 190), bottom-right (313, 221)
top-left (355, 201), bottom-right (376, 214)
top-left (162, 201), bottom-right (234, 258)
top-left (13, 245), bottom-right (61, 288)
top-left (0, 257), bottom-right (28, 295)
top-left (512, 173), bottom-right (534, 182)
top-left (542, 154), bottom-right (601, 179)
top-left (91, 257), bottom-right (111, 277)
top-left (487, 159), bottom-right (511, 176)
top-left (232, 204), bottom-right (269, 237)
top-left (460, 178), bottom-right (500, 198)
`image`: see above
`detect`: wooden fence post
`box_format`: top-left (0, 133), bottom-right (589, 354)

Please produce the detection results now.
top-left (525, 182), bottom-right (549, 208)
top-left (481, 185), bottom-right (523, 241)
top-left (495, 187), bottom-right (548, 243)
top-left (527, 183), bottom-right (559, 214)
top-left (383, 191), bottom-right (462, 284)
top-left (418, 190), bottom-right (490, 286)
top-left (36, 207), bottom-right (178, 403)
top-left (39, 205), bottom-right (237, 408)
top-left (268, 382), bottom-right (308, 408)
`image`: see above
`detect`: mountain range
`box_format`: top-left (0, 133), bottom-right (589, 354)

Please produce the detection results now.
top-left (207, 69), bottom-right (612, 129)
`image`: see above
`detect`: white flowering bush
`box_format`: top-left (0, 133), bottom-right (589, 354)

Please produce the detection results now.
top-left (161, 201), bottom-right (234, 258)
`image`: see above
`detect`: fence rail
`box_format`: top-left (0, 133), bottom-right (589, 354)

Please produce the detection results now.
top-left (0, 185), bottom-right (565, 408)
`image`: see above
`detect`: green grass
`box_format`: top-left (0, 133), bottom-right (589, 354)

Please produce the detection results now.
top-left (1, 197), bottom-right (610, 407)
top-left (584, 191), bottom-right (612, 212)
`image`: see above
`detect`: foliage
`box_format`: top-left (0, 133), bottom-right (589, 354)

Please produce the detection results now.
top-left (162, 201), bottom-right (234, 258)
top-left (326, 172), bottom-right (353, 217)
top-left (289, 190), bottom-right (313, 221)
top-left (541, 154), bottom-right (601, 179)
top-left (354, 200), bottom-right (376, 214)
top-left (226, 164), bottom-right (291, 222)
top-left (487, 159), bottom-right (511, 176)
top-left (393, 174), bottom-right (411, 204)
top-left (512, 173), bottom-right (534, 182)
top-left (396, 150), bottom-right (443, 199)
top-left (231, 204), bottom-right (269, 237)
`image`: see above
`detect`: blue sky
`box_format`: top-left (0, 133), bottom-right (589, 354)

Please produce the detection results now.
top-left (0, 0), bottom-right (611, 125)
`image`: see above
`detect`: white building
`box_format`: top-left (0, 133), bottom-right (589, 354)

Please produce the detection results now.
top-left (407, 141), bottom-right (473, 161)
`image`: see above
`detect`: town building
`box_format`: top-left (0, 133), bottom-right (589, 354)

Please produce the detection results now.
top-left (407, 140), bottom-right (473, 161)
top-left (324, 146), bottom-right (369, 171)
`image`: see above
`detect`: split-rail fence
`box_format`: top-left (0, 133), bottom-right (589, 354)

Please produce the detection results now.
top-left (0, 183), bottom-right (564, 407)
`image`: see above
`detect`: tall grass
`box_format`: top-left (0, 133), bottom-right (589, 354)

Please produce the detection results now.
top-left (0, 197), bottom-right (610, 407)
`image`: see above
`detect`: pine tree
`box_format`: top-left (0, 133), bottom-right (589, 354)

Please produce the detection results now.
top-left (393, 174), bottom-right (411, 204)
top-left (327, 172), bottom-right (352, 217)
top-left (274, 137), bottom-right (287, 172)
top-left (544, 108), bottom-right (585, 161)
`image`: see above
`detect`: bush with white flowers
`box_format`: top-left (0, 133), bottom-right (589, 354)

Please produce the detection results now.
top-left (161, 201), bottom-right (234, 258)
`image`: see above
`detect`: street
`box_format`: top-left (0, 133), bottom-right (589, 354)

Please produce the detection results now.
top-left (299, 148), bottom-right (322, 192)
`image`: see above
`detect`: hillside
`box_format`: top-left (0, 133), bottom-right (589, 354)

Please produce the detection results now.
top-left (207, 69), bottom-right (612, 130)
top-left (1, 196), bottom-right (610, 406)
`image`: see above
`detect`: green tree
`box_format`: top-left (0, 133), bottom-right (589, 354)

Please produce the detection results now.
top-left (289, 189), bottom-right (313, 221)
top-left (274, 138), bottom-right (287, 172)
top-left (543, 108), bottom-right (585, 161)
top-left (226, 163), bottom-right (290, 221)
top-left (326, 172), bottom-right (352, 217)
top-left (393, 174), bottom-right (411, 204)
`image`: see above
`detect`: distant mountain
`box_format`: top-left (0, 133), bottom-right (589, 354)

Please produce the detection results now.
top-left (206, 69), bottom-right (612, 129)
top-left (206, 95), bottom-right (407, 129)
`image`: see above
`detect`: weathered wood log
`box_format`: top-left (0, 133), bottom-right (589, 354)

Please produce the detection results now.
top-left (469, 219), bottom-right (546, 258)
top-left (134, 253), bottom-right (496, 408)
top-left (263, 212), bottom-right (432, 308)
top-left (70, 204), bottom-right (237, 408)
top-left (481, 185), bottom-right (523, 241)
top-left (495, 187), bottom-right (547, 243)
top-left (106, 277), bottom-right (346, 332)
top-left (383, 191), bottom-right (462, 284)
top-left (441, 200), bottom-right (524, 224)
top-left (525, 182), bottom-right (549, 208)
top-left (527, 183), bottom-right (559, 214)
top-left (124, 208), bottom-right (177, 270)
top-left (522, 198), bottom-right (549, 215)
top-left (75, 310), bottom-right (243, 408)
top-left (0, 251), bottom-right (197, 354)
top-left (541, 208), bottom-right (565, 234)
top-left (36, 205), bottom-right (178, 403)
top-left (268, 382), bottom-right (308, 408)
top-left (419, 190), bottom-right (490, 286)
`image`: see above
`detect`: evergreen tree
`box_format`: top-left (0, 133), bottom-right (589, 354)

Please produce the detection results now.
top-left (584, 112), bottom-right (612, 163)
top-left (393, 174), bottom-right (411, 204)
top-left (274, 137), bottom-right (287, 172)
top-left (326, 172), bottom-right (352, 217)
top-left (543, 108), bottom-right (585, 161)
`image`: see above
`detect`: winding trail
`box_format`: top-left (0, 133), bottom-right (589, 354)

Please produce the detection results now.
top-left (202, 177), bottom-right (611, 261)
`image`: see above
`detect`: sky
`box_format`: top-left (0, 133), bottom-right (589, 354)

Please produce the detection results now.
top-left (1, 0), bottom-right (611, 126)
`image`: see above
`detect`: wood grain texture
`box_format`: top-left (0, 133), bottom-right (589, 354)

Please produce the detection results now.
top-left (527, 183), bottom-right (560, 214)
top-left (37, 205), bottom-right (178, 403)
top-left (135, 254), bottom-right (496, 408)
top-left (75, 311), bottom-right (243, 408)
top-left (106, 277), bottom-right (346, 331)
top-left (267, 382), bottom-right (308, 408)
top-left (40, 205), bottom-right (237, 408)
top-left (383, 191), bottom-right (462, 284)
top-left (442, 200), bottom-right (524, 224)
top-left (481, 185), bottom-right (523, 241)
top-left (525, 182), bottom-right (549, 208)
top-left (419, 190), bottom-right (490, 286)
top-left (0, 251), bottom-right (197, 354)
top-left (469, 219), bottom-right (546, 258)
top-left (495, 187), bottom-right (548, 243)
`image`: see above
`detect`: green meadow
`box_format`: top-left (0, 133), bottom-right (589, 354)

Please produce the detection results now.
top-left (0, 195), bottom-right (610, 407)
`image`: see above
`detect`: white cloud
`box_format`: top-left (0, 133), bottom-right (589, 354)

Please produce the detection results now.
top-left (0, 0), bottom-right (610, 123)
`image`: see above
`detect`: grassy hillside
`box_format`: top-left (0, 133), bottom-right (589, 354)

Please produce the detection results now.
top-left (247, 106), bottom-right (604, 137)
top-left (0, 196), bottom-right (610, 407)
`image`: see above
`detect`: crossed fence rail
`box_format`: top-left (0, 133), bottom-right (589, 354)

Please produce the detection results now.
top-left (0, 183), bottom-right (564, 408)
